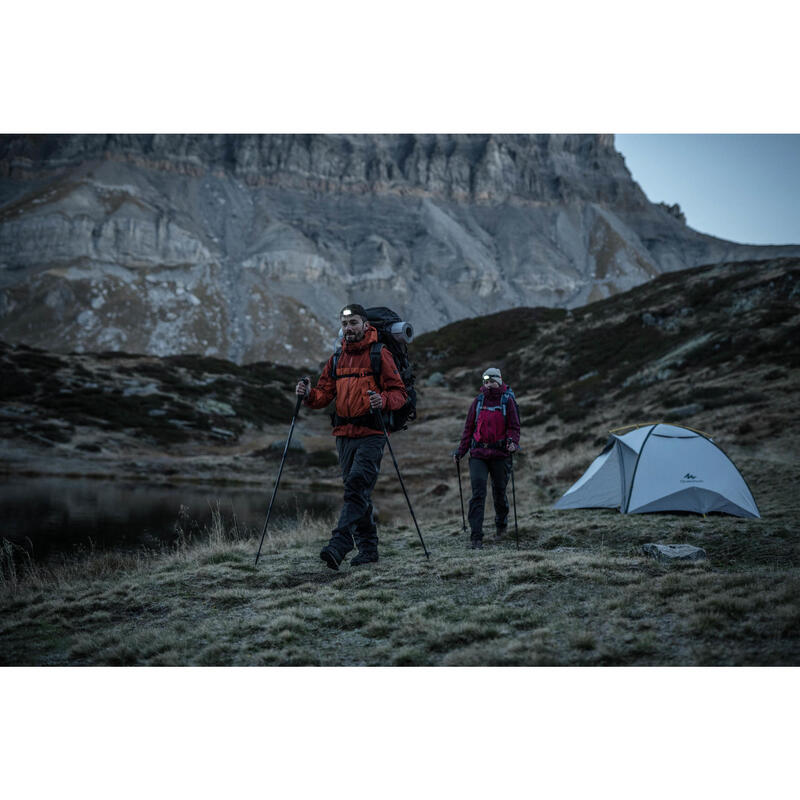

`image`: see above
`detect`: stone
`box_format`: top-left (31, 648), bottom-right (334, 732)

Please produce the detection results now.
top-left (197, 398), bottom-right (236, 417)
top-left (122, 381), bottom-right (160, 397)
top-left (424, 371), bottom-right (447, 387)
top-left (642, 312), bottom-right (658, 327)
top-left (269, 437), bottom-right (305, 453)
top-left (642, 543), bottom-right (707, 562)
top-left (664, 403), bottom-right (704, 421)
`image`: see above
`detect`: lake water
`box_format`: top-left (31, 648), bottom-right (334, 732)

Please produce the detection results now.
top-left (0, 476), bottom-right (338, 566)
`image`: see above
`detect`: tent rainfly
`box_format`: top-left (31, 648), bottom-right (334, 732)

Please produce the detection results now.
top-left (554, 423), bottom-right (760, 518)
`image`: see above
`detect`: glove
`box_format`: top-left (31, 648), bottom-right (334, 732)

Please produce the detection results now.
top-left (507, 441), bottom-right (519, 453)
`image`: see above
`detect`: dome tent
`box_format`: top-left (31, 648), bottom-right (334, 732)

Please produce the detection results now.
top-left (554, 423), bottom-right (760, 518)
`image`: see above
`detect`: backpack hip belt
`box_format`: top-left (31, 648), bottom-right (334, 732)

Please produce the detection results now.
top-left (331, 411), bottom-right (384, 431)
top-left (471, 438), bottom-right (509, 451)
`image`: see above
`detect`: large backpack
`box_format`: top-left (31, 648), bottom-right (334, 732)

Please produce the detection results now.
top-left (472, 387), bottom-right (518, 448)
top-left (332, 306), bottom-right (417, 432)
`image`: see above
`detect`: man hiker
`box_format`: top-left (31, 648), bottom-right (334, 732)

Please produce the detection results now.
top-left (296, 304), bottom-right (408, 569)
top-left (453, 367), bottom-right (521, 549)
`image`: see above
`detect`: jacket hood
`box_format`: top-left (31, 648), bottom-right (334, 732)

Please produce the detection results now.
top-left (479, 381), bottom-right (508, 399)
top-left (342, 325), bottom-right (378, 353)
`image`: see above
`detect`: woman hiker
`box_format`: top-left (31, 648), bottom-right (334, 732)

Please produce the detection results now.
top-left (453, 367), bottom-right (521, 549)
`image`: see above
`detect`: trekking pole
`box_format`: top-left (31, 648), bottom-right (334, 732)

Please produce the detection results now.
top-left (254, 378), bottom-right (309, 565)
top-left (368, 391), bottom-right (429, 559)
top-left (454, 453), bottom-right (467, 535)
top-left (510, 453), bottom-right (519, 550)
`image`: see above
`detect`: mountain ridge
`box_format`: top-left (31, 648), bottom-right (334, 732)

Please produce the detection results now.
top-left (2, 134), bottom-right (798, 365)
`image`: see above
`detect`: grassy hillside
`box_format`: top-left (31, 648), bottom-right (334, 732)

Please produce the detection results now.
top-left (412, 256), bottom-right (799, 490)
top-left (2, 497), bottom-right (797, 666)
top-left (413, 256), bottom-right (800, 390)
top-left (0, 344), bottom-right (307, 450)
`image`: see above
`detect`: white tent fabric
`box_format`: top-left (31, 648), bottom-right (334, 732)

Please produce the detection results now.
top-left (554, 423), bottom-right (760, 518)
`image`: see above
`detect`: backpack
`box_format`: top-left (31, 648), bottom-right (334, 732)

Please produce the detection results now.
top-left (331, 306), bottom-right (417, 432)
top-left (473, 387), bottom-right (518, 448)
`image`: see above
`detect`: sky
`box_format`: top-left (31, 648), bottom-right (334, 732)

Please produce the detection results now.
top-left (614, 134), bottom-right (800, 246)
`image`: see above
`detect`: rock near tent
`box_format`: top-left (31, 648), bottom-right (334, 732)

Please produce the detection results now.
top-left (554, 423), bottom-right (760, 518)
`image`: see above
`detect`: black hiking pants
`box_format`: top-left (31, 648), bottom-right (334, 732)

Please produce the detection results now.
top-left (468, 456), bottom-right (511, 539)
top-left (327, 434), bottom-right (385, 558)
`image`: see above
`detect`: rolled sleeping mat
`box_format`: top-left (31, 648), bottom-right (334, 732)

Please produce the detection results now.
top-left (390, 321), bottom-right (414, 343)
top-left (334, 321), bottom-right (414, 347)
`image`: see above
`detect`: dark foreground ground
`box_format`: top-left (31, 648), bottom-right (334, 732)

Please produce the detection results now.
top-left (2, 452), bottom-right (798, 666)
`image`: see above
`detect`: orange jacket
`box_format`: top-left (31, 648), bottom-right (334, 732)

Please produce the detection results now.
top-left (304, 326), bottom-right (408, 437)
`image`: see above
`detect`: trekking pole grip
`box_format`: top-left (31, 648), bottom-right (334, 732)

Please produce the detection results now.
top-left (295, 376), bottom-right (310, 413)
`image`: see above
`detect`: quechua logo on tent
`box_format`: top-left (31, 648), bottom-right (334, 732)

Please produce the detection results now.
top-left (680, 472), bottom-right (703, 483)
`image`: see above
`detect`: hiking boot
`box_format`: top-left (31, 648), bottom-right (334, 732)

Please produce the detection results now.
top-left (351, 551), bottom-right (379, 566)
top-left (470, 537), bottom-right (483, 550)
top-left (495, 526), bottom-right (507, 540)
top-left (320, 545), bottom-right (343, 571)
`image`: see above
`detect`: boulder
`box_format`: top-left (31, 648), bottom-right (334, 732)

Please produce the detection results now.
top-left (642, 312), bottom-right (658, 327)
top-left (197, 398), bottom-right (236, 417)
top-left (642, 543), bottom-right (707, 562)
top-left (423, 371), bottom-right (447, 387)
top-left (269, 437), bottom-right (305, 453)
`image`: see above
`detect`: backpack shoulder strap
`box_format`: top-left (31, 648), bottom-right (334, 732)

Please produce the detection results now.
top-left (332, 344), bottom-right (383, 383)
top-left (501, 388), bottom-right (519, 415)
top-left (369, 342), bottom-right (383, 382)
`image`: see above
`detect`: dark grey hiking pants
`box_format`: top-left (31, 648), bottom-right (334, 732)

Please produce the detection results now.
top-left (468, 456), bottom-right (511, 538)
top-left (327, 434), bottom-right (386, 557)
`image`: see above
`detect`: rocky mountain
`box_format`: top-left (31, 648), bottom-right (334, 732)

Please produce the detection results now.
top-left (2, 134), bottom-right (799, 365)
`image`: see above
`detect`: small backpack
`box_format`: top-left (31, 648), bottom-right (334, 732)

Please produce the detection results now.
top-left (332, 306), bottom-right (417, 432)
top-left (473, 387), bottom-right (518, 447)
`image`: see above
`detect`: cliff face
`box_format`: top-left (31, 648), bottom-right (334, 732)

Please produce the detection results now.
top-left (1, 134), bottom-right (798, 365)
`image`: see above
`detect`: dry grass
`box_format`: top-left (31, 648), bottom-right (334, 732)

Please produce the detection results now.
top-left (2, 493), bottom-right (798, 666)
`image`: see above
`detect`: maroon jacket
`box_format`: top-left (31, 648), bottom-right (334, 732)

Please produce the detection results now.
top-left (456, 383), bottom-right (521, 460)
